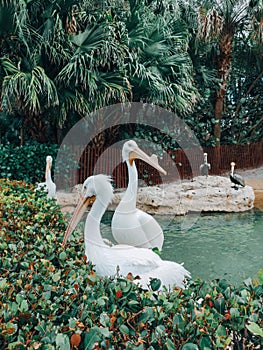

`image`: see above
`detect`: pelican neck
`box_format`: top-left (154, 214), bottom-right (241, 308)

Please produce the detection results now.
top-left (124, 160), bottom-right (138, 204)
top-left (85, 196), bottom-right (109, 246)
top-left (45, 167), bottom-right (51, 182)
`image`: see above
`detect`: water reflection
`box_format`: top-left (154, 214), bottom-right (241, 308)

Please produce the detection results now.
top-left (101, 210), bottom-right (263, 285)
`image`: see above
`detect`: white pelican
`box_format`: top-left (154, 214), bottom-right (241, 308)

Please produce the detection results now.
top-left (230, 162), bottom-right (245, 189)
top-left (62, 174), bottom-right (190, 290)
top-left (36, 155), bottom-right (56, 199)
top-left (200, 152), bottom-right (211, 177)
top-left (111, 140), bottom-right (167, 250)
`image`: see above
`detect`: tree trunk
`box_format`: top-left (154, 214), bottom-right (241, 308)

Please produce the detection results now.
top-left (213, 32), bottom-right (234, 148)
top-left (23, 113), bottom-right (49, 143)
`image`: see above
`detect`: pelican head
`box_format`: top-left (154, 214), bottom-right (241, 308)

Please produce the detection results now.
top-left (82, 174), bottom-right (114, 205)
top-left (62, 175), bottom-right (114, 246)
top-left (46, 155), bottom-right (52, 163)
top-left (122, 140), bottom-right (167, 175)
top-left (46, 155), bottom-right (53, 170)
top-left (230, 161), bottom-right (245, 188)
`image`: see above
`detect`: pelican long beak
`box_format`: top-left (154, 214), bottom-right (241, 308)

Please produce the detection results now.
top-left (62, 195), bottom-right (96, 247)
top-left (45, 162), bottom-right (51, 181)
top-left (129, 147), bottom-right (167, 175)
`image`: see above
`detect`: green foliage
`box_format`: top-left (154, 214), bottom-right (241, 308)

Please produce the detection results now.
top-left (0, 142), bottom-right (58, 183)
top-left (0, 179), bottom-right (262, 349)
top-left (0, 142), bottom-right (77, 187)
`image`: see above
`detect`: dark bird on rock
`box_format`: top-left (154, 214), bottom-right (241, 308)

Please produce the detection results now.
top-left (200, 153), bottom-right (211, 177)
top-left (230, 162), bottom-right (245, 189)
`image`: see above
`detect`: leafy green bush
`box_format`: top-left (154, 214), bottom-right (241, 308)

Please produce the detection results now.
top-left (0, 142), bottom-right (78, 188)
top-left (0, 142), bottom-right (58, 183)
top-left (0, 179), bottom-right (262, 349)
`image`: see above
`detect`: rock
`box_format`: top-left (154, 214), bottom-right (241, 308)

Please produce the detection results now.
top-left (56, 190), bottom-right (80, 215)
top-left (109, 175), bottom-right (255, 215)
top-left (57, 175), bottom-right (255, 216)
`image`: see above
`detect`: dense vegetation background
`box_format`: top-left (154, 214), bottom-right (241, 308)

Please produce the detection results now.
top-left (0, 0), bottom-right (263, 149)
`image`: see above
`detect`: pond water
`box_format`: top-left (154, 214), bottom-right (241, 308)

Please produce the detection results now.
top-left (101, 209), bottom-right (263, 286)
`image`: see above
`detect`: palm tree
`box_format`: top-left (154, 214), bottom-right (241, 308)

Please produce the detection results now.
top-left (0, 56), bottom-right (59, 142)
top-left (0, 0), bottom-right (82, 142)
top-left (126, 0), bottom-right (198, 114)
top-left (188, 0), bottom-right (263, 148)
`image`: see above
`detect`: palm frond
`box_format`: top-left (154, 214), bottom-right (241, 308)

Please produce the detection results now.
top-left (95, 72), bottom-right (131, 105)
top-left (55, 53), bottom-right (98, 92)
top-left (57, 89), bottom-right (90, 126)
top-left (1, 60), bottom-right (58, 114)
top-left (71, 24), bottom-right (106, 53)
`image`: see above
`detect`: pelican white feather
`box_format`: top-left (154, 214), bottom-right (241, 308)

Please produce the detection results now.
top-left (62, 174), bottom-right (190, 290)
top-left (112, 140), bottom-right (166, 250)
top-left (36, 155), bottom-right (56, 199)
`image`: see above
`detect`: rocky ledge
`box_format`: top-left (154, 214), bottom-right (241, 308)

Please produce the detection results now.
top-left (58, 175), bottom-right (255, 216)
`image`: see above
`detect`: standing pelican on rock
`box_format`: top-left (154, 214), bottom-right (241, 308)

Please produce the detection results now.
top-left (230, 162), bottom-right (245, 189)
top-left (62, 174), bottom-right (190, 290)
top-left (112, 140), bottom-right (167, 250)
top-left (200, 152), bottom-right (211, 177)
top-left (36, 155), bottom-right (56, 199)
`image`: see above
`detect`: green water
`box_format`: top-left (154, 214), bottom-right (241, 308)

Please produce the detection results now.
top-left (101, 210), bottom-right (263, 285)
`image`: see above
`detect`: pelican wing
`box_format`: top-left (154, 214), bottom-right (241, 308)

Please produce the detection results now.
top-left (111, 246), bottom-right (190, 289)
top-left (46, 180), bottom-right (56, 199)
top-left (137, 209), bottom-right (164, 249)
top-left (86, 243), bottom-right (162, 279)
top-left (112, 209), bottom-right (163, 249)
top-left (111, 244), bottom-right (161, 274)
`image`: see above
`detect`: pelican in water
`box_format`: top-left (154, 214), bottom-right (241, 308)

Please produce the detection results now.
top-left (36, 155), bottom-right (56, 199)
top-left (111, 140), bottom-right (167, 250)
top-left (62, 174), bottom-right (190, 290)
top-left (200, 152), bottom-right (211, 177)
top-left (230, 162), bottom-right (245, 189)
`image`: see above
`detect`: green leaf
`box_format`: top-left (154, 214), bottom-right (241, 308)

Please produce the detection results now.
top-left (99, 312), bottom-right (110, 327)
top-left (155, 325), bottom-right (166, 337)
top-left (182, 343), bottom-right (198, 350)
top-left (150, 278), bottom-right (161, 291)
top-left (230, 308), bottom-right (240, 318)
top-left (119, 324), bottom-right (130, 335)
top-left (166, 338), bottom-right (176, 350)
top-left (69, 318), bottom-right (77, 329)
top-left (52, 271), bottom-right (61, 282)
top-left (214, 297), bottom-right (225, 314)
top-left (56, 334), bottom-right (70, 350)
top-left (200, 336), bottom-right (212, 350)
top-left (20, 299), bottom-right (29, 312)
top-left (0, 278), bottom-right (8, 289)
top-left (240, 98), bottom-right (246, 104)
top-left (246, 322), bottom-right (263, 337)
top-left (59, 251), bottom-right (67, 261)
top-left (216, 325), bottom-right (227, 337)
top-left (84, 329), bottom-right (100, 348)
